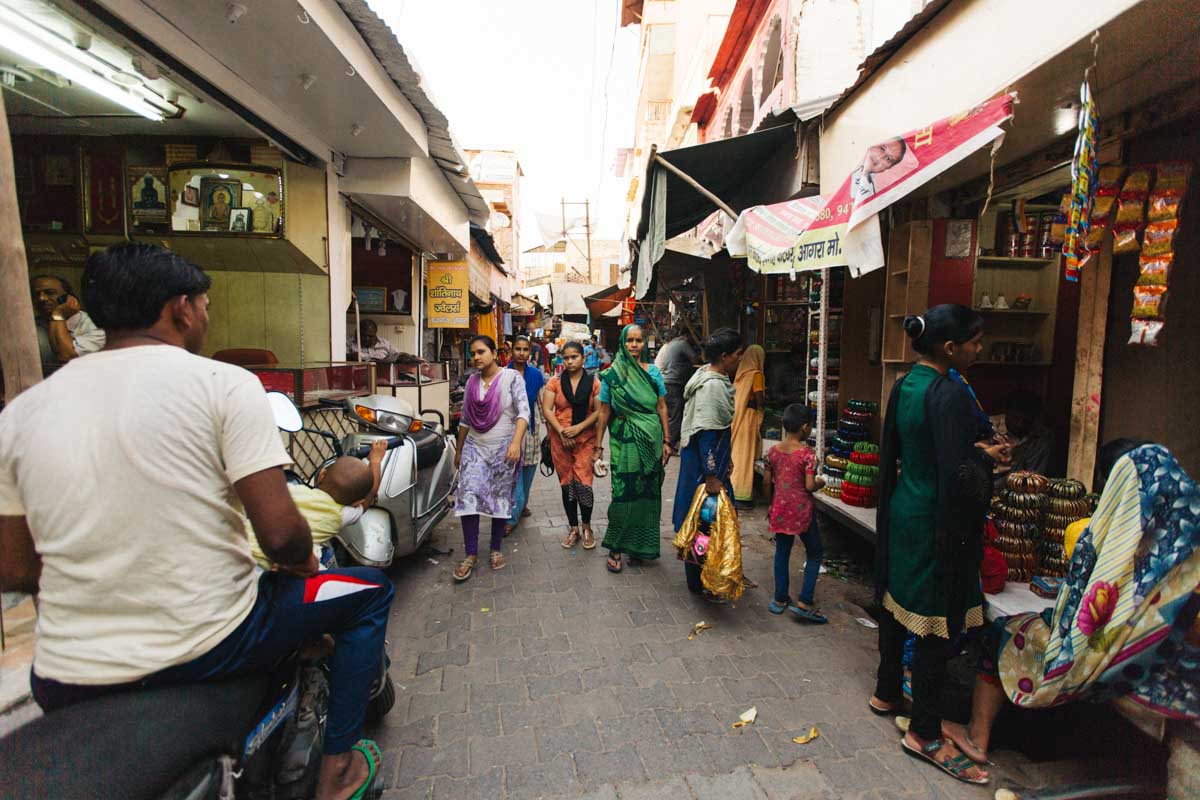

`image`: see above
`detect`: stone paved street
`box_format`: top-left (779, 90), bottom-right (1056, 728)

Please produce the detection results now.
top-left (370, 461), bottom-right (1120, 800)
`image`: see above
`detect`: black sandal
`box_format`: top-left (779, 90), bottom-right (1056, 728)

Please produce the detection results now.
top-left (901, 736), bottom-right (989, 785)
top-left (606, 553), bottom-right (623, 573)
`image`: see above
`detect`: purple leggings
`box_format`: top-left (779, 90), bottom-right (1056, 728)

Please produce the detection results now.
top-left (462, 514), bottom-right (506, 556)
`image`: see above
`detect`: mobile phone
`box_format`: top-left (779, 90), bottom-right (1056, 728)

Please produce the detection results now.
top-left (56, 293), bottom-right (69, 305)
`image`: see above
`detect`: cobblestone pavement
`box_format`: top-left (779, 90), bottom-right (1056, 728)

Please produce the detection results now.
top-left (371, 461), bottom-right (1105, 800)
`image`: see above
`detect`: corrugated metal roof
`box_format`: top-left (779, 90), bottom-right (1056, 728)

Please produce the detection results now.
top-left (335, 0), bottom-right (491, 226)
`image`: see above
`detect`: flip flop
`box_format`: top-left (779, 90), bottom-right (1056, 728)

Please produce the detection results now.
top-left (789, 604), bottom-right (828, 624)
top-left (868, 698), bottom-right (901, 716)
top-left (606, 554), bottom-right (623, 573)
top-left (348, 738), bottom-right (383, 800)
top-left (901, 737), bottom-right (989, 785)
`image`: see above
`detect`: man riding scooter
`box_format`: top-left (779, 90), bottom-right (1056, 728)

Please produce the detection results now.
top-left (0, 243), bottom-right (393, 800)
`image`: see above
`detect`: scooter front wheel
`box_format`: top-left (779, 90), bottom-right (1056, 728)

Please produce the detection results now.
top-left (365, 672), bottom-right (396, 723)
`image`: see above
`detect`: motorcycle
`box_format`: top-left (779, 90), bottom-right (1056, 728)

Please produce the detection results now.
top-left (267, 391), bottom-right (457, 568)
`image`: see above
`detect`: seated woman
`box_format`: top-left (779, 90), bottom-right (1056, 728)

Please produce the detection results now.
top-left (943, 440), bottom-right (1200, 763)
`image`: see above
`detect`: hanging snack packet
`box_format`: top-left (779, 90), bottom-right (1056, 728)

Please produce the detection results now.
top-left (1142, 219), bottom-right (1178, 258)
top-left (1129, 319), bottom-right (1164, 347)
top-left (1086, 225), bottom-right (1105, 250)
top-left (1136, 254), bottom-right (1172, 287)
top-left (1148, 191), bottom-right (1182, 222)
top-left (1091, 193), bottom-right (1117, 226)
top-left (1112, 223), bottom-right (1141, 254)
top-left (1131, 286), bottom-right (1166, 319)
top-left (1115, 191), bottom-right (1147, 226)
top-left (1154, 161), bottom-right (1192, 192)
top-left (1098, 165), bottom-right (1127, 190)
top-left (1122, 165), bottom-right (1154, 193)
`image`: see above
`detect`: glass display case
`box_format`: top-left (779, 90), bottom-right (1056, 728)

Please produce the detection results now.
top-left (249, 362), bottom-right (375, 409)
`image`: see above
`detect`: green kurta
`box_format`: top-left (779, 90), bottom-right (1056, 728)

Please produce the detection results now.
top-left (884, 364), bottom-right (983, 637)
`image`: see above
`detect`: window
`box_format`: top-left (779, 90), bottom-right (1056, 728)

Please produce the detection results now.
top-left (722, 107), bottom-right (734, 140)
top-left (761, 17), bottom-right (784, 99)
top-left (737, 70), bottom-right (755, 134)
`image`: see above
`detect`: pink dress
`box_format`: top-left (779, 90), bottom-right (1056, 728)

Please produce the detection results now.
top-left (766, 445), bottom-right (818, 535)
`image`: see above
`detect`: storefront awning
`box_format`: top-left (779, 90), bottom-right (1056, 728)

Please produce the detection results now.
top-left (584, 285), bottom-right (631, 319)
top-left (547, 282), bottom-right (611, 318)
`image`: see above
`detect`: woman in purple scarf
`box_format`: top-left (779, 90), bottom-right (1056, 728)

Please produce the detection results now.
top-left (453, 335), bottom-right (530, 581)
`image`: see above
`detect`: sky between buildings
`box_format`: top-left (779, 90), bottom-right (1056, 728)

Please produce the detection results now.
top-left (369, 0), bottom-right (640, 250)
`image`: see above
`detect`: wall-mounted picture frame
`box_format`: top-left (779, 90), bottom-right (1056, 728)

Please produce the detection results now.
top-left (353, 286), bottom-right (389, 313)
top-left (180, 184), bottom-right (199, 207)
top-left (129, 165), bottom-right (169, 225)
top-left (229, 207), bottom-right (251, 232)
top-left (198, 176), bottom-right (243, 231)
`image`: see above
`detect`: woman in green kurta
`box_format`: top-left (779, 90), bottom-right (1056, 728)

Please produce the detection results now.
top-left (595, 325), bottom-right (671, 572)
top-left (868, 305), bottom-right (1007, 786)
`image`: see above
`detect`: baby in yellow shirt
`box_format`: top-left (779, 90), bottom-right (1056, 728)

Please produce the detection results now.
top-left (248, 440), bottom-right (386, 569)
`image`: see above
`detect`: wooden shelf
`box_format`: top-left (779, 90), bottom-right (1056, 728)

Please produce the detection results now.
top-left (765, 301), bottom-right (811, 307)
top-left (974, 308), bottom-right (1051, 316)
top-left (976, 256), bottom-right (1056, 269)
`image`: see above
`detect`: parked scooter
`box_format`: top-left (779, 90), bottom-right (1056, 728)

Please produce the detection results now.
top-left (268, 391), bottom-right (457, 568)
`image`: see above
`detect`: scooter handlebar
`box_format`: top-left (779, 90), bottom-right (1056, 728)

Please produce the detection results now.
top-left (347, 437), bottom-right (404, 459)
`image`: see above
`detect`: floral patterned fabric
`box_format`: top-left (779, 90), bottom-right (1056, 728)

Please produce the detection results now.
top-left (455, 370), bottom-right (530, 519)
top-left (765, 444), bottom-right (818, 536)
top-left (984, 445), bottom-right (1200, 719)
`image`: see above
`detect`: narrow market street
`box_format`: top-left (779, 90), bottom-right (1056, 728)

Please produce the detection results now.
top-left (368, 462), bottom-right (1109, 800)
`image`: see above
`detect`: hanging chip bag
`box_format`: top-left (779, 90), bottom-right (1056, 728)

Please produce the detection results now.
top-left (1112, 223), bottom-right (1141, 254)
top-left (1129, 319), bottom-right (1164, 347)
top-left (1132, 286), bottom-right (1166, 320)
top-left (1142, 219), bottom-right (1178, 258)
top-left (1154, 160), bottom-right (1192, 192)
top-left (1136, 254), bottom-right (1172, 287)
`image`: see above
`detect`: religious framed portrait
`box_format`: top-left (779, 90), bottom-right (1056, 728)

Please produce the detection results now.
top-left (199, 176), bottom-right (242, 231)
top-left (180, 184), bottom-right (199, 207)
top-left (128, 166), bottom-right (169, 224)
top-left (228, 207), bottom-right (251, 233)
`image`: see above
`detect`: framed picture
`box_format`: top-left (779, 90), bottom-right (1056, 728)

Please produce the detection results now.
top-left (128, 166), bottom-right (169, 225)
top-left (198, 176), bottom-right (242, 231)
top-left (84, 152), bottom-right (125, 234)
top-left (353, 286), bottom-right (388, 313)
top-left (180, 184), bottom-right (199, 207)
top-left (228, 207), bottom-right (251, 232)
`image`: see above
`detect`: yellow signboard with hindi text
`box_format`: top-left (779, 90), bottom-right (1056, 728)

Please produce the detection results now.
top-left (426, 261), bottom-right (469, 328)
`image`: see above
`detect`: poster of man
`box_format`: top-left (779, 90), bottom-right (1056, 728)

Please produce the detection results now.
top-left (849, 136), bottom-right (918, 201)
top-left (128, 167), bottom-right (168, 224)
top-left (199, 177), bottom-right (242, 231)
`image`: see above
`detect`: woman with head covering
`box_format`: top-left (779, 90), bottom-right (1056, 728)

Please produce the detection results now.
top-left (730, 344), bottom-right (766, 508)
top-left (671, 328), bottom-right (743, 598)
top-left (543, 341), bottom-right (602, 549)
top-left (941, 441), bottom-right (1200, 765)
top-left (595, 324), bottom-right (670, 573)
top-left (869, 305), bottom-right (1007, 785)
top-left (505, 336), bottom-right (545, 535)
top-left (452, 336), bottom-right (530, 582)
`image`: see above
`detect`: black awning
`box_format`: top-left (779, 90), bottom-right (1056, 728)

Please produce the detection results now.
top-left (635, 122), bottom-right (796, 243)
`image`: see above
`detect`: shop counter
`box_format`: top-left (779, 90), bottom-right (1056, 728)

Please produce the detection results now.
top-left (376, 361), bottom-right (451, 427)
top-left (248, 361), bottom-right (375, 410)
top-left (812, 492), bottom-right (877, 544)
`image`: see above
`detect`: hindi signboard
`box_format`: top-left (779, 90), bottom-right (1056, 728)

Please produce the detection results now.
top-left (426, 261), bottom-right (469, 328)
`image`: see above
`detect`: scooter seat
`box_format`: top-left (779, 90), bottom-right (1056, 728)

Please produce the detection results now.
top-left (0, 674), bottom-right (269, 800)
top-left (410, 427), bottom-right (445, 470)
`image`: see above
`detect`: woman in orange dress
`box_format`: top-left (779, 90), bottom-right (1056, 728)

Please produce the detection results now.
top-left (542, 341), bottom-right (602, 549)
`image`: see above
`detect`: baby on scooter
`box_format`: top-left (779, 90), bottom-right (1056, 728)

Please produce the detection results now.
top-left (247, 439), bottom-right (387, 569)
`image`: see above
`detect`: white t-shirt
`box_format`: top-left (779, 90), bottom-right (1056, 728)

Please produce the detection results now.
top-left (0, 345), bottom-right (292, 684)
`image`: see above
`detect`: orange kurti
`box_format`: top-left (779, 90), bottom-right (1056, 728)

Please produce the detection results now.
top-left (546, 374), bottom-right (600, 486)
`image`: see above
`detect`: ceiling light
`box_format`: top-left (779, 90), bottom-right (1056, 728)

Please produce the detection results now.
top-left (0, 15), bottom-right (164, 121)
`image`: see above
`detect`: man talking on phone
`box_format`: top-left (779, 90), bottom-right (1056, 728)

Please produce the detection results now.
top-left (31, 274), bottom-right (106, 376)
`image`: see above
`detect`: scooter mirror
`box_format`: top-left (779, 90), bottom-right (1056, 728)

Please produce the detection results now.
top-left (266, 391), bottom-right (303, 433)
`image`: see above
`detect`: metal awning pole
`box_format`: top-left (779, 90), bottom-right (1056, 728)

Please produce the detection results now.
top-left (651, 154), bottom-right (739, 221)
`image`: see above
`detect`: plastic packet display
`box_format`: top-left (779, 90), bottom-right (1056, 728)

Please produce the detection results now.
top-left (1136, 254), bottom-right (1172, 287)
top-left (1091, 193), bottom-right (1117, 225)
top-left (1142, 219), bottom-right (1178, 258)
top-left (1122, 165), bottom-right (1154, 193)
top-left (1097, 165), bottom-right (1127, 191)
top-left (1129, 319), bottom-right (1164, 347)
top-left (1115, 192), bottom-right (1147, 226)
top-left (1148, 191), bottom-right (1182, 222)
top-left (1049, 214), bottom-right (1068, 244)
top-left (1132, 286), bottom-right (1166, 319)
top-left (1154, 161), bottom-right (1192, 192)
top-left (1112, 224), bottom-right (1141, 254)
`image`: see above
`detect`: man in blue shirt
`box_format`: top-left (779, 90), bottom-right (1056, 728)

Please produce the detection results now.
top-left (583, 337), bottom-right (600, 374)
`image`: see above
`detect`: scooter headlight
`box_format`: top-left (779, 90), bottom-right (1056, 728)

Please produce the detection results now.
top-left (354, 404), bottom-right (412, 434)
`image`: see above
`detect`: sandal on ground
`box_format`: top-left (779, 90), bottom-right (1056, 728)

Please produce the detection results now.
top-left (521, 507), bottom-right (532, 518)
top-left (789, 603), bottom-right (828, 624)
top-left (453, 556), bottom-right (478, 582)
top-left (581, 525), bottom-right (596, 550)
top-left (561, 527), bottom-right (580, 549)
top-left (868, 697), bottom-right (901, 716)
top-left (606, 553), bottom-right (623, 573)
top-left (348, 738), bottom-right (383, 800)
top-left (901, 735), bottom-right (989, 785)
top-left (941, 721), bottom-right (992, 765)
top-left (768, 599), bottom-right (789, 615)
top-left (489, 551), bottom-right (506, 570)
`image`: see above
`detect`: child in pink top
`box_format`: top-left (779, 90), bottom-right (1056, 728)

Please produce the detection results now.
top-left (763, 404), bottom-right (827, 623)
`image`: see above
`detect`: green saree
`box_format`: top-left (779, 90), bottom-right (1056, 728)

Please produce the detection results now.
top-left (601, 325), bottom-right (666, 560)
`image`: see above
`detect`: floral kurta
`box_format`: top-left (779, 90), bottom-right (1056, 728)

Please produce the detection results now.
top-left (455, 370), bottom-right (530, 519)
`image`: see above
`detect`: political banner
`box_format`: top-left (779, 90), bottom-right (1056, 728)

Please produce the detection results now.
top-left (426, 261), bottom-right (469, 328)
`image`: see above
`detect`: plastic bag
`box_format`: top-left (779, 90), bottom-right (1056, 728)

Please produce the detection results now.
top-left (672, 485), bottom-right (744, 601)
top-left (1142, 219), bottom-right (1178, 258)
top-left (1132, 286), bottom-right (1166, 319)
top-left (1129, 319), bottom-right (1164, 346)
top-left (1154, 160), bottom-right (1191, 192)
top-left (1136, 254), bottom-right (1172, 287)
top-left (1112, 224), bottom-right (1141, 254)
top-left (1115, 192), bottom-right (1146, 226)
top-left (1122, 165), bottom-right (1154, 193)
top-left (1148, 191), bottom-right (1182, 222)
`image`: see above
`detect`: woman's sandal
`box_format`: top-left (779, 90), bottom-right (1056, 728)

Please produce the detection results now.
top-left (606, 553), bottom-right (623, 573)
top-left (562, 527), bottom-right (580, 549)
top-left (789, 603), bottom-right (828, 624)
top-left (453, 556), bottom-right (477, 582)
top-left (941, 721), bottom-right (992, 765)
top-left (490, 551), bottom-right (506, 571)
top-left (581, 525), bottom-right (596, 550)
top-left (348, 738), bottom-right (383, 800)
top-left (901, 736), bottom-right (989, 785)
top-left (868, 697), bottom-right (901, 716)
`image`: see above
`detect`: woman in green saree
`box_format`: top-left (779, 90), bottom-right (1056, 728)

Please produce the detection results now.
top-left (595, 324), bottom-right (671, 573)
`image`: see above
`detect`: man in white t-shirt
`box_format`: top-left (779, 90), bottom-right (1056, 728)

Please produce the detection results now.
top-left (0, 243), bottom-right (391, 800)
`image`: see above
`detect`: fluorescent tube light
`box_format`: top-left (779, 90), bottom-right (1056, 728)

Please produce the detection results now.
top-left (0, 17), bottom-right (163, 121)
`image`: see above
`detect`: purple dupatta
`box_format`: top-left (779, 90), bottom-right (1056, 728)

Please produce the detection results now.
top-left (463, 370), bottom-right (507, 433)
